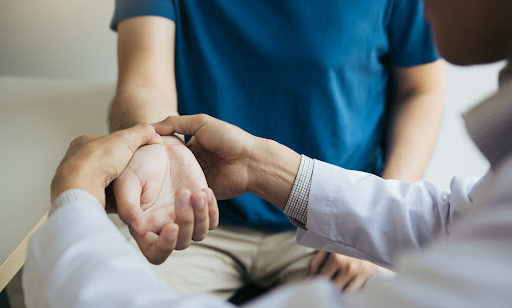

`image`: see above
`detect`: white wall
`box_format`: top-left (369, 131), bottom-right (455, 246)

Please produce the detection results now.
top-left (0, 0), bottom-right (117, 81)
top-left (0, 0), bottom-right (504, 188)
top-left (424, 62), bottom-right (503, 188)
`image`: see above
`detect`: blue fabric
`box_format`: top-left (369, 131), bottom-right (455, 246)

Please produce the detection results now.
top-left (112, 0), bottom-right (439, 231)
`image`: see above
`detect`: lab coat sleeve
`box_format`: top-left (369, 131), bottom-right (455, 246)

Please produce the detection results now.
top-left (345, 159), bottom-right (512, 308)
top-left (297, 160), bottom-right (480, 268)
top-left (22, 189), bottom-right (351, 308)
top-left (22, 189), bottom-right (230, 308)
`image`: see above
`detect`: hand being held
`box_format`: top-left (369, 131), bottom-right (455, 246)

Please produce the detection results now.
top-left (114, 137), bottom-right (219, 265)
top-left (51, 123), bottom-right (161, 208)
top-left (154, 114), bottom-right (259, 200)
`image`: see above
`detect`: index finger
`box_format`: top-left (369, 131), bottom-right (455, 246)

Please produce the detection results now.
top-left (153, 114), bottom-right (211, 137)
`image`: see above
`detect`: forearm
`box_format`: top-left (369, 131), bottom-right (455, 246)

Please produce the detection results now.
top-left (382, 91), bottom-right (444, 181)
top-left (248, 138), bottom-right (302, 209)
top-left (110, 15), bottom-right (177, 132)
top-left (109, 86), bottom-right (177, 131)
top-left (383, 60), bottom-right (445, 181)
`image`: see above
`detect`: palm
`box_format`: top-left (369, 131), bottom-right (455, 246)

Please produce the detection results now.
top-left (114, 142), bottom-right (210, 261)
top-left (119, 145), bottom-right (175, 233)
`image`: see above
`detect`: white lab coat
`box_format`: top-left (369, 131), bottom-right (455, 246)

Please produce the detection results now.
top-left (22, 155), bottom-right (512, 308)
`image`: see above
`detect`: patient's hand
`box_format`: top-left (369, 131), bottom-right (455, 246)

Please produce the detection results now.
top-left (309, 251), bottom-right (382, 293)
top-left (114, 136), bottom-right (218, 264)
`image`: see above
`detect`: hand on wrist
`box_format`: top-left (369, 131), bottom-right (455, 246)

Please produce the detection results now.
top-left (50, 123), bottom-right (161, 208)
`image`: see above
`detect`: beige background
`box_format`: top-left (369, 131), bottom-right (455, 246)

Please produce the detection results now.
top-left (0, 0), bottom-right (117, 81)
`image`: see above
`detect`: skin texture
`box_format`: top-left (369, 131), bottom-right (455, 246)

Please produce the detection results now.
top-left (154, 115), bottom-right (300, 209)
top-left (50, 125), bottom-right (179, 260)
top-left (309, 252), bottom-right (382, 293)
top-left (381, 61), bottom-right (445, 182)
top-left (155, 115), bottom-right (390, 292)
top-left (51, 124), bottom-right (161, 204)
top-left (51, 124), bottom-right (218, 265)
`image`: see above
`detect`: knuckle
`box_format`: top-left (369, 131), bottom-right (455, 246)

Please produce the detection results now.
top-left (161, 116), bottom-right (172, 123)
top-left (180, 214), bottom-right (194, 225)
top-left (71, 135), bottom-right (90, 147)
top-left (70, 136), bottom-right (83, 145)
top-left (198, 113), bottom-right (210, 122)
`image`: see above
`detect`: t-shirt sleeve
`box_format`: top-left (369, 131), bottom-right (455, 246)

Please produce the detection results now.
top-left (387, 0), bottom-right (439, 67)
top-left (110, 0), bottom-right (176, 31)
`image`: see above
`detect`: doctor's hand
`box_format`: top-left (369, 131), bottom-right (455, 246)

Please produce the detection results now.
top-left (114, 136), bottom-right (219, 265)
top-left (51, 123), bottom-right (161, 207)
top-left (309, 251), bottom-right (382, 293)
top-left (154, 115), bottom-right (258, 200)
top-left (154, 114), bottom-right (301, 209)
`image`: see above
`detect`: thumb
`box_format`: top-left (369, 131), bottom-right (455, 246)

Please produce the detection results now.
top-left (114, 173), bottom-right (146, 236)
top-left (154, 114), bottom-right (211, 137)
top-left (112, 123), bottom-right (162, 153)
top-left (103, 123), bottom-right (162, 183)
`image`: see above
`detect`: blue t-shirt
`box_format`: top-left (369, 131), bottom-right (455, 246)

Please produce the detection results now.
top-left (112, 0), bottom-right (438, 231)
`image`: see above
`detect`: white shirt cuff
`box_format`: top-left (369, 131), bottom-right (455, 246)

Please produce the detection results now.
top-left (50, 189), bottom-right (103, 216)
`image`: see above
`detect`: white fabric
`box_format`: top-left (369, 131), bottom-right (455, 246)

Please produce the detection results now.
top-left (23, 190), bottom-right (229, 308)
top-left (22, 189), bottom-right (346, 308)
top-left (297, 160), bottom-right (480, 268)
top-left (299, 158), bottom-right (512, 307)
top-left (23, 161), bottom-right (512, 307)
top-left (23, 157), bottom-right (512, 307)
